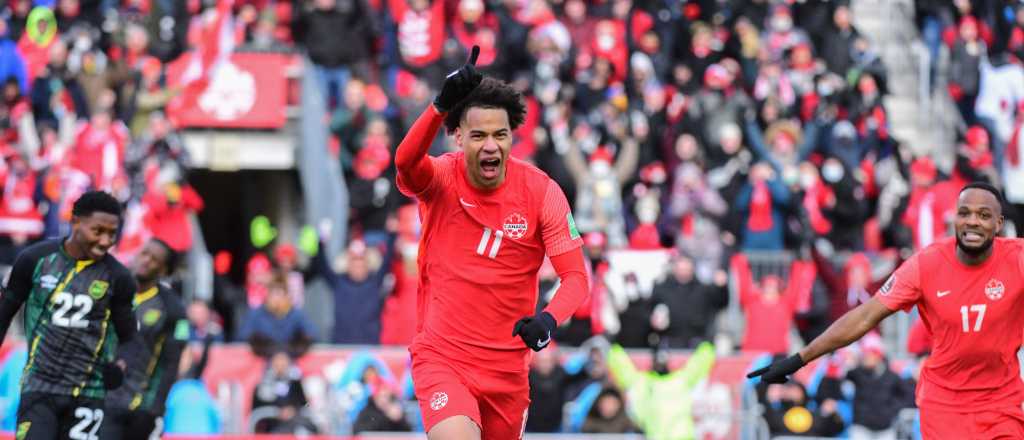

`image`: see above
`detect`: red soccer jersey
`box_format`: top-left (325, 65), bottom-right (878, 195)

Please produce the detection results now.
top-left (398, 152), bottom-right (583, 373)
top-left (876, 237), bottom-right (1024, 411)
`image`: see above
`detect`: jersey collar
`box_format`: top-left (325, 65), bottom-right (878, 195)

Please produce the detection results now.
top-left (134, 286), bottom-right (159, 307)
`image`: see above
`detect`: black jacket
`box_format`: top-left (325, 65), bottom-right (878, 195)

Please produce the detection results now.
top-left (847, 364), bottom-right (908, 430)
top-left (651, 277), bottom-right (728, 348)
top-left (294, 1), bottom-right (375, 68)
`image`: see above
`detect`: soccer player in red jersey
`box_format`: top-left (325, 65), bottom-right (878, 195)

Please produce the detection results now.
top-left (394, 47), bottom-right (589, 439)
top-left (749, 181), bottom-right (1024, 438)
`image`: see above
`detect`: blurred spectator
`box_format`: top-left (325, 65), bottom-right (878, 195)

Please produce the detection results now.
top-left (69, 105), bottom-right (129, 194)
top-left (31, 40), bottom-right (90, 127)
top-left (563, 122), bottom-right (639, 248)
top-left (731, 253), bottom-right (815, 354)
top-left (239, 274), bottom-right (318, 358)
top-left (952, 125), bottom-right (1000, 188)
top-left (526, 346), bottom-right (569, 433)
top-left (900, 156), bottom-right (958, 250)
top-left (761, 380), bottom-right (845, 437)
top-left (187, 299), bottom-right (225, 343)
top-left (387, 0), bottom-right (446, 83)
top-left (812, 249), bottom-right (893, 322)
top-left (0, 20), bottom-right (28, 94)
top-left (974, 51), bottom-right (1024, 167)
top-left (821, 3), bottom-right (860, 76)
top-left (347, 119), bottom-right (401, 240)
top-left (313, 235), bottom-right (395, 345)
top-left (379, 206), bottom-right (419, 345)
top-left (330, 79), bottom-right (377, 171)
top-left (128, 57), bottom-right (179, 137)
top-left (353, 379), bottom-right (411, 433)
top-left (293, 0), bottom-right (375, 107)
top-left (948, 17), bottom-right (984, 124)
top-left (846, 333), bottom-right (909, 440)
top-left (581, 387), bottom-right (635, 434)
top-left (735, 162), bottom-right (790, 251)
top-left (273, 244), bottom-right (306, 308)
top-left (668, 162), bottom-right (728, 275)
top-left (649, 255), bottom-right (728, 349)
top-left (606, 342), bottom-right (714, 440)
top-left (252, 351), bottom-right (318, 434)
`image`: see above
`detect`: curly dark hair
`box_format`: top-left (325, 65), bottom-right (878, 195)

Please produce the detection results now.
top-left (72, 190), bottom-right (122, 219)
top-left (443, 77), bottom-right (526, 134)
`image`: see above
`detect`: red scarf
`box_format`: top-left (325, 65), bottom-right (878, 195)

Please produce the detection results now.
top-left (803, 180), bottom-right (833, 235)
top-left (747, 181), bottom-right (774, 232)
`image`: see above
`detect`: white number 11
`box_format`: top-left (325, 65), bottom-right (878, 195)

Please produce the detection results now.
top-left (960, 304), bottom-right (986, 332)
top-left (476, 228), bottom-right (503, 259)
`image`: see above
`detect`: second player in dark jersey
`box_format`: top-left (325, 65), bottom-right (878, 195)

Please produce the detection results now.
top-left (101, 239), bottom-right (187, 440)
top-left (0, 191), bottom-right (137, 440)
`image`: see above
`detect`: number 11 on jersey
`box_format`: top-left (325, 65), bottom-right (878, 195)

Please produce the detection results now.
top-left (960, 304), bottom-right (986, 332)
top-left (476, 228), bottom-right (503, 259)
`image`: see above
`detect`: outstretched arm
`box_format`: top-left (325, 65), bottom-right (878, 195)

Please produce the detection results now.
top-left (798, 298), bottom-right (894, 363)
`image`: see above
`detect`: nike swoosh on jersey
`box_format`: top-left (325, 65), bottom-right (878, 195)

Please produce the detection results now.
top-left (459, 198), bottom-right (477, 208)
top-left (937, 290), bottom-right (951, 298)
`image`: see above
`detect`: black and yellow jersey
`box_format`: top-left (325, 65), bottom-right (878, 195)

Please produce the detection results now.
top-left (0, 239), bottom-right (137, 399)
top-left (107, 283), bottom-right (187, 415)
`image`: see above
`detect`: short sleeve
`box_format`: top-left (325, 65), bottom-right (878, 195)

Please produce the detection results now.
top-left (540, 180), bottom-right (583, 257)
top-left (874, 254), bottom-right (922, 312)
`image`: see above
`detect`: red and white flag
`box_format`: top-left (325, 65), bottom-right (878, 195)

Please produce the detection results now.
top-left (170, 0), bottom-right (236, 123)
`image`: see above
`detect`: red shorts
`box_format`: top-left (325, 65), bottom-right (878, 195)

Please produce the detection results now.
top-left (920, 405), bottom-right (1024, 439)
top-left (410, 346), bottom-right (530, 440)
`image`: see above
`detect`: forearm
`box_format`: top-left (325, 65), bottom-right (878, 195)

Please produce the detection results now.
top-left (798, 301), bottom-right (888, 362)
top-left (0, 295), bottom-right (23, 344)
top-left (395, 106), bottom-right (444, 194)
top-left (544, 247), bottom-right (589, 323)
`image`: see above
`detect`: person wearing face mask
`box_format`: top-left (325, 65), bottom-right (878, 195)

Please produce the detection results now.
top-left (605, 340), bottom-right (715, 440)
top-left (819, 157), bottom-right (868, 251)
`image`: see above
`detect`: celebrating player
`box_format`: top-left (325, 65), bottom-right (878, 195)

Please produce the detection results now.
top-left (395, 46), bottom-right (590, 440)
top-left (102, 239), bottom-right (188, 440)
top-left (748, 182), bottom-right (1024, 438)
top-left (0, 191), bottom-right (138, 440)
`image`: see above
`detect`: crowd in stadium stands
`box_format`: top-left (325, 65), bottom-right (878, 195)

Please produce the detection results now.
top-left (0, 0), bottom-right (1022, 437)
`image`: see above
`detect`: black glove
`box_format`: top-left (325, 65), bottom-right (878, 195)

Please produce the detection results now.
top-left (433, 45), bottom-right (483, 113)
top-left (746, 354), bottom-right (806, 384)
top-left (512, 311), bottom-right (556, 352)
top-left (102, 361), bottom-right (124, 390)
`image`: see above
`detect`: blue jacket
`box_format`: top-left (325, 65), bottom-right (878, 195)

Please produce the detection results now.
top-left (0, 38), bottom-right (27, 93)
top-left (238, 306), bottom-right (318, 344)
top-left (315, 236), bottom-right (395, 344)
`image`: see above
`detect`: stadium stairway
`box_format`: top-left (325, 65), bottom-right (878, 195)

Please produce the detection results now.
top-left (851, 0), bottom-right (959, 169)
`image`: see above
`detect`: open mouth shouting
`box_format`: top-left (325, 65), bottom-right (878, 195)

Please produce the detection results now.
top-left (480, 157), bottom-right (502, 180)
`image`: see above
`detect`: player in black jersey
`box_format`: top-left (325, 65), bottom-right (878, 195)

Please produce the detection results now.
top-left (101, 239), bottom-right (187, 440)
top-left (0, 191), bottom-right (137, 440)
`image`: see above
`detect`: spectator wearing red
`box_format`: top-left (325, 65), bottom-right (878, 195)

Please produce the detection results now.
top-left (70, 106), bottom-right (129, 193)
top-left (900, 156), bottom-right (957, 250)
top-left (951, 125), bottom-right (999, 188)
top-left (948, 16), bottom-right (985, 124)
top-left (379, 206), bottom-right (419, 345)
top-left (732, 253), bottom-right (810, 354)
top-left (389, 0), bottom-right (446, 81)
top-left (450, 0), bottom-right (499, 68)
top-left (0, 147), bottom-right (43, 244)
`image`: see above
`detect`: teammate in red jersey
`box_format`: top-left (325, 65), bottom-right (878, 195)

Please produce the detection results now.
top-left (394, 47), bottom-right (589, 440)
top-left (749, 181), bottom-right (1024, 438)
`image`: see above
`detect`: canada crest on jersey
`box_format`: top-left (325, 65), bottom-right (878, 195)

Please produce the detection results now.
top-left (503, 213), bottom-right (529, 239)
top-left (985, 278), bottom-right (1005, 301)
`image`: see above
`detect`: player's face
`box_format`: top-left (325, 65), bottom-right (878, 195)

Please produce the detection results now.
top-left (954, 188), bottom-right (1002, 256)
top-left (456, 106), bottom-right (512, 189)
top-left (71, 212), bottom-right (120, 260)
top-left (134, 240), bottom-right (169, 282)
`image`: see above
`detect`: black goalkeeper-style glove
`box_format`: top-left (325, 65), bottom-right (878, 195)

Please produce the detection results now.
top-left (102, 361), bottom-right (125, 390)
top-left (746, 354), bottom-right (806, 384)
top-left (433, 45), bottom-right (483, 113)
top-left (513, 311), bottom-right (557, 352)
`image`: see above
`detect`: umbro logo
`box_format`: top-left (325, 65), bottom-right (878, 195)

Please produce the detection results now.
top-left (40, 275), bottom-right (58, 290)
top-left (936, 290), bottom-right (951, 298)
